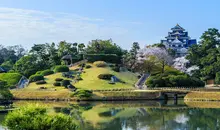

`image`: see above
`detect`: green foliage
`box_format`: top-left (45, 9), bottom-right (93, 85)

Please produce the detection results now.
top-left (71, 89), bottom-right (92, 98)
top-left (3, 105), bottom-right (77, 130)
top-left (36, 71), bottom-right (43, 74)
top-left (86, 39), bottom-right (123, 57)
top-left (53, 82), bottom-right (61, 86)
top-left (62, 80), bottom-right (71, 88)
top-left (187, 28), bottom-right (220, 79)
top-left (54, 65), bottom-right (69, 72)
top-left (1, 60), bottom-right (14, 71)
top-left (14, 55), bottom-right (44, 77)
top-left (85, 64), bottom-right (92, 69)
top-left (41, 69), bottom-right (54, 76)
top-left (146, 69), bottom-right (205, 88)
top-left (29, 74), bottom-right (44, 82)
top-left (0, 73), bottom-right (22, 87)
top-left (0, 80), bottom-right (13, 99)
top-left (86, 54), bottom-right (120, 63)
top-left (215, 72), bottom-right (220, 84)
top-left (112, 66), bottom-right (120, 72)
top-left (55, 78), bottom-right (63, 81)
top-left (93, 61), bottom-right (107, 67)
top-left (36, 80), bottom-right (47, 85)
top-left (98, 74), bottom-right (114, 80)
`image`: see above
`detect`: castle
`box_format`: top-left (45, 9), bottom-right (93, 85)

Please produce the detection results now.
top-left (161, 24), bottom-right (197, 57)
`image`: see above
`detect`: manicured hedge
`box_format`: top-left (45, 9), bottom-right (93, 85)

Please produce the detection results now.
top-left (146, 70), bottom-right (205, 88)
top-left (36, 80), bottom-right (47, 85)
top-left (85, 64), bottom-right (92, 69)
top-left (93, 61), bottom-right (107, 67)
top-left (41, 70), bottom-right (54, 76)
top-left (62, 80), bottom-right (71, 88)
top-left (0, 73), bottom-right (22, 87)
top-left (71, 89), bottom-right (92, 98)
top-left (98, 74), bottom-right (114, 80)
top-left (53, 82), bottom-right (61, 86)
top-left (55, 78), bottom-right (63, 82)
top-left (85, 54), bottom-right (121, 64)
top-left (54, 65), bottom-right (69, 72)
top-left (29, 74), bottom-right (44, 82)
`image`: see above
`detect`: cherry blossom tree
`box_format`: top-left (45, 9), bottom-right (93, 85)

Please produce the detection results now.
top-left (136, 47), bottom-right (173, 73)
top-left (173, 56), bottom-right (199, 75)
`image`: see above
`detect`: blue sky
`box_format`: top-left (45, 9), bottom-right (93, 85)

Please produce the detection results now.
top-left (0, 0), bottom-right (220, 49)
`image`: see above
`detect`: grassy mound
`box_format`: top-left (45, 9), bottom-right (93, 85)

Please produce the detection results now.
top-left (12, 63), bottom-right (138, 99)
top-left (74, 64), bottom-right (138, 90)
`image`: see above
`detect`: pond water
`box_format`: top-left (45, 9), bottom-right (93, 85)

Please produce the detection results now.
top-left (1, 100), bottom-right (220, 130)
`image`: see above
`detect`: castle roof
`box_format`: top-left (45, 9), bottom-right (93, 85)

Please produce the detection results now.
top-left (171, 24), bottom-right (185, 31)
top-left (172, 37), bottom-right (183, 44)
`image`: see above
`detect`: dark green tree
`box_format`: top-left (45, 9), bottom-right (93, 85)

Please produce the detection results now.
top-left (187, 28), bottom-right (220, 80)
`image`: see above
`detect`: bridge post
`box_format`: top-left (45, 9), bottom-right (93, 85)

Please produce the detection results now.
top-left (174, 93), bottom-right (178, 105)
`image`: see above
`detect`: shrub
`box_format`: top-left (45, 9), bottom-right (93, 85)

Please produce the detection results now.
top-left (35, 80), bottom-right (47, 85)
top-left (55, 78), bottom-right (63, 82)
top-left (41, 69), bottom-right (54, 76)
top-left (29, 74), bottom-right (44, 82)
top-left (62, 80), bottom-right (71, 88)
top-left (78, 63), bottom-right (85, 67)
top-left (0, 73), bottom-right (22, 87)
top-left (93, 61), bottom-right (107, 67)
top-left (85, 54), bottom-right (121, 64)
top-left (54, 65), bottom-right (69, 72)
top-left (85, 64), bottom-right (92, 69)
top-left (71, 89), bottom-right (92, 98)
top-left (36, 71), bottom-right (43, 74)
top-left (112, 66), bottom-right (120, 72)
top-left (4, 105), bottom-right (77, 130)
top-left (146, 71), bottom-right (204, 88)
top-left (98, 74), bottom-right (114, 80)
top-left (53, 82), bottom-right (61, 86)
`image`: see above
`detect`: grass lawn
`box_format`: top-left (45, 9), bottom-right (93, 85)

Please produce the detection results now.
top-left (185, 91), bottom-right (220, 101)
top-left (74, 64), bottom-right (138, 90)
top-left (11, 63), bottom-right (138, 99)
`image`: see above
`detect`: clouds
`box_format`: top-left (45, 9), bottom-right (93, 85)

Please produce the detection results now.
top-left (0, 7), bottom-right (137, 49)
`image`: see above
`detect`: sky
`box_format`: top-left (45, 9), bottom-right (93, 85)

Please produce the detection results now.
top-left (0, 0), bottom-right (220, 49)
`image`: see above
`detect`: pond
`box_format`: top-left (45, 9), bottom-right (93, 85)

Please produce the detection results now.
top-left (1, 100), bottom-right (220, 130)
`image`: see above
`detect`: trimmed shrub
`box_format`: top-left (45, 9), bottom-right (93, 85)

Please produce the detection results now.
top-left (85, 64), bottom-right (92, 69)
top-left (53, 82), bottom-right (61, 86)
top-left (4, 105), bottom-right (77, 130)
top-left (78, 63), bottom-right (85, 67)
top-left (85, 54), bottom-right (120, 64)
top-left (146, 71), bottom-right (205, 88)
top-left (55, 78), bottom-right (63, 82)
top-left (93, 61), bottom-right (107, 67)
top-left (0, 73), bottom-right (22, 87)
top-left (98, 74), bottom-right (114, 80)
top-left (41, 69), bottom-right (54, 76)
top-left (112, 66), bottom-right (120, 72)
top-left (62, 80), bottom-right (71, 88)
top-left (71, 89), bottom-right (92, 98)
top-left (54, 65), bottom-right (69, 72)
top-left (29, 74), bottom-right (44, 82)
top-left (36, 80), bottom-right (47, 85)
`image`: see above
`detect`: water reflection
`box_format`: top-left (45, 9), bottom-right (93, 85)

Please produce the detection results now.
top-left (2, 100), bottom-right (220, 130)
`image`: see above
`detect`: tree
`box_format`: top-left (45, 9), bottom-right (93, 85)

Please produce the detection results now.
top-left (86, 39), bottom-right (123, 56)
top-left (187, 28), bottom-right (220, 80)
top-left (141, 47), bottom-right (173, 73)
top-left (14, 55), bottom-right (42, 77)
top-left (123, 42), bottom-right (140, 70)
